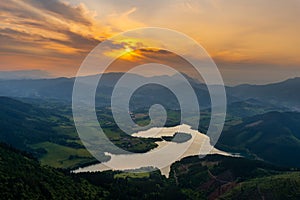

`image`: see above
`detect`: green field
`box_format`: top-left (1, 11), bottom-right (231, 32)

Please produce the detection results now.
top-left (31, 142), bottom-right (94, 168)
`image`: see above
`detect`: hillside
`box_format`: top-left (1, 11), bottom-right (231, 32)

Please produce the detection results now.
top-left (220, 172), bottom-right (300, 199)
top-left (0, 97), bottom-right (98, 168)
top-left (0, 143), bottom-right (105, 199)
top-left (218, 111), bottom-right (300, 167)
top-left (76, 154), bottom-right (296, 200)
top-left (0, 96), bottom-right (68, 150)
top-left (225, 99), bottom-right (288, 118)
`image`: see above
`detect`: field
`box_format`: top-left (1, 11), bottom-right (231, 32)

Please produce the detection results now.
top-left (31, 142), bottom-right (94, 168)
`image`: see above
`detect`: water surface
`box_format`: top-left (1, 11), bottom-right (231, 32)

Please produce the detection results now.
top-left (73, 124), bottom-right (233, 177)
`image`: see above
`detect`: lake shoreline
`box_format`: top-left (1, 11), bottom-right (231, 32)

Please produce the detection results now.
top-left (72, 124), bottom-right (238, 177)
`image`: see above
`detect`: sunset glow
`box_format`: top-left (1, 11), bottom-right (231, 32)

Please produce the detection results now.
top-left (0, 0), bottom-right (299, 84)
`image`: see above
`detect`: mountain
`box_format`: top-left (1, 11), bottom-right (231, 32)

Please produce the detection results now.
top-left (0, 70), bottom-right (52, 80)
top-left (227, 77), bottom-right (300, 110)
top-left (0, 77), bottom-right (73, 99)
top-left (1, 73), bottom-right (299, 111)
top-left (218, 111), bottom-right (300, 167)
top-left (0, 73), bottom-right (214, 109)
top-left (0, 143), bottom-right (104, 199)
top-left (226, 99), bottom-right (289, 118)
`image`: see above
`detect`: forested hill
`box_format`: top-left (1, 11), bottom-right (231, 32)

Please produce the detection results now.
top-left (218, 111), bottom-right (300, 167)
top-left (0, 143), bottom-right (105, 199)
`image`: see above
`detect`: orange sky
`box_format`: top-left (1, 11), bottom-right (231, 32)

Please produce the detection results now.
top-left (0, 0), bottom-right (299, 85)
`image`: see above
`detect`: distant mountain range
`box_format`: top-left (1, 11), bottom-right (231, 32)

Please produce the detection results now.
top-left (0, 73), bottom-right (213, 109)
top-left (0, 70), bottom-right (52, 80)
top-left (0, 73), bottom-right (299, 110)
top-left (227, 77), bottom-right (300, 110)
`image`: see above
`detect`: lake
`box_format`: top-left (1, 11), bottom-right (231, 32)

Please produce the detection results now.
top-left (73, 124), bottom-right (234, 177)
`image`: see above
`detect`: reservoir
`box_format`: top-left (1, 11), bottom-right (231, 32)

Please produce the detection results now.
top-left (73, 124), bottom-right (233, 177)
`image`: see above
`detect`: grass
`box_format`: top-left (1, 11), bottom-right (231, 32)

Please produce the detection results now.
top-left (31, 142), bottom-right (94, 168)
top-left (136, 119), bottom-right (151, 126)
top-left (52, 125), bottom-right (77, 138)
top-left (103, 128), bottom-right (122, 140)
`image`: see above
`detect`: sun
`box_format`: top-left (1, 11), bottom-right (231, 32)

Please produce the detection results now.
top-left (124, 46), bottom-right (133, 53)
top-left (121, 47), bottom-right (139, 61)
top-left (103, 38), bottom-right (150, 61)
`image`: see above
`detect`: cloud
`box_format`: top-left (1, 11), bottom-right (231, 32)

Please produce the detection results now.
top-left (0, 0), bottom-right (108, 57)
top-left (1, 0), bottom-right (299, 84)
top-left (97, 0), bottom-right (300, 67)
top-left (102, 46), bottom-right (199, 79)
top-left (26, 0), bottom-right (93, 26)
top-left (104, 7), bottom-right (145, 32)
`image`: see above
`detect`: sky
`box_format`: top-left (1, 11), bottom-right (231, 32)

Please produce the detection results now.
top-left (0, 0), bottom-right (299, 85)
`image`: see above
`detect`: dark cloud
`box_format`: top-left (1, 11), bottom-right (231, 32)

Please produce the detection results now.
top-left (50, 30), bottom-right (100, 52)
top-left (139, 49), bottom-right (172, 55)
top-left (0, 0), bottom-right (103, 57)
top-left (27, 0), bottom-right (93, 26)
top-left (0, 1), bottom-right (45, 21)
